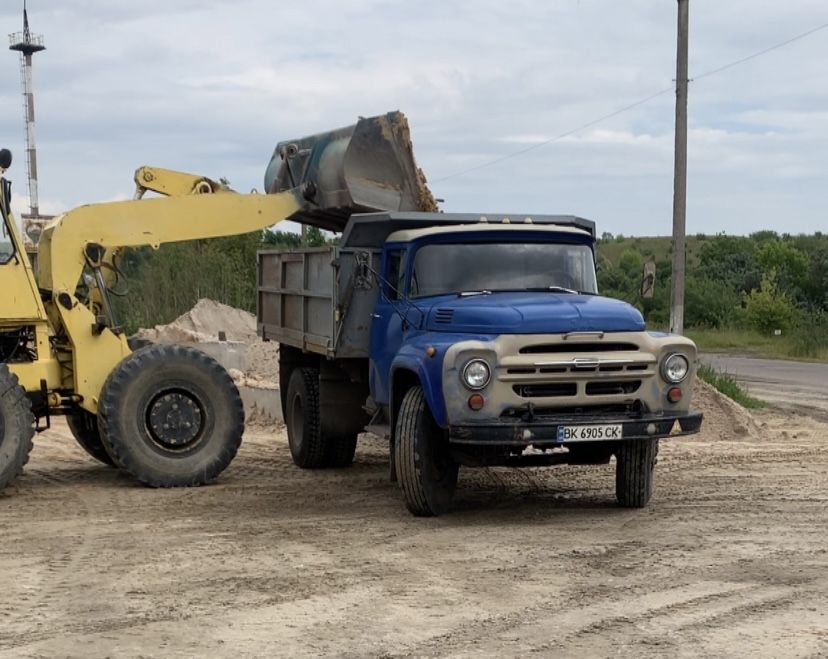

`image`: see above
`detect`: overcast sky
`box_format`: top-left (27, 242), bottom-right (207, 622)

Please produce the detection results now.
top-left (1, 0), bottom-right (826, 236)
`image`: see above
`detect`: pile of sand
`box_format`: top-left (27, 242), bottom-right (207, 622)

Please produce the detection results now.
top-left (691, 379), bottom-right (764, 442)
top-left (136, 299), bottom-right (279, 386)
top-left (136, 299), bottom-right (258, 344)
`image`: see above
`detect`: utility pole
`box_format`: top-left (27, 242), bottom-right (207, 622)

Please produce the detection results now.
top-left (670, 0), bottom-right (689, 334)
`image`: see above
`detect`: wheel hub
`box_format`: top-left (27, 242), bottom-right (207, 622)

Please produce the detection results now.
top-left (147, 392), bottom-right (203, 449)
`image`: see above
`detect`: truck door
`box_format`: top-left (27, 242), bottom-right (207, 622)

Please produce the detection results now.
top-left (368, 248), bottom-right (407, 405)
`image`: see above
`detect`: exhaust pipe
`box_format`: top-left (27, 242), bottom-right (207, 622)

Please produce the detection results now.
top-left (264, 111), bottom-right (437, 232)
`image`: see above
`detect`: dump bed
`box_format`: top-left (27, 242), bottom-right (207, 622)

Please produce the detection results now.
top-left (257, 246), bottom-right (381, 359)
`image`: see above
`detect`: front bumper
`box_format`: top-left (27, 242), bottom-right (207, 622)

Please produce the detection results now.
top-left (449, 411), bottom-right (703, 446)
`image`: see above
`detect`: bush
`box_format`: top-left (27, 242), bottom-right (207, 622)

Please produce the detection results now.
top-left (743, 273), bottom-right (797, 334)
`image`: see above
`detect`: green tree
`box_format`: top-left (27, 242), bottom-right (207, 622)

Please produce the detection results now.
top-left (755, 239), bottom-right (809, 296)
top-left (743, 272), bottom-right (797, 334)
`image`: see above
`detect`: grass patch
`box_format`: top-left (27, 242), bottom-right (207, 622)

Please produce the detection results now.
top-left (697, 364), bottom-right (766, 410)
top-left (687, 327), bottom-right (828, 363)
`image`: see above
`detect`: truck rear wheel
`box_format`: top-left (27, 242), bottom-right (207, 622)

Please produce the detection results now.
top-left (394, 386), bottom-right (458, 516)
top-left (326, 433), bottom-right (358, 468)
top-left (285, 368), bottom-right (328, 468)
top-left (615, 438), bottom-right (658, 508)
top-left (66, 411), bottom-right (115, 466)
top-left (0, 365), bottom-right (35, 491)
top-left (98, 344), bottom-right (244, 487)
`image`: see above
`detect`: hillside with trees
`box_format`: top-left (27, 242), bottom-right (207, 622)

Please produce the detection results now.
top-left (598, 231), bottom-right (827, 358)
top-left (113, 229), bottom-right (828, 359)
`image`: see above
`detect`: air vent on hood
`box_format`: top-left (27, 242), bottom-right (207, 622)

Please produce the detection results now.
top-left (434, 309), bottom-right (454, 324)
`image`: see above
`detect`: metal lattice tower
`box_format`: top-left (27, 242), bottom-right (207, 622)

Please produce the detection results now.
top-left (9, 0), bottom-right (45, 220)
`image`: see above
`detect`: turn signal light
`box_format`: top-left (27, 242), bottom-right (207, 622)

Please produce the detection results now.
top-left (667, 386), bottom-right (683, 403)
top-left (468, 394), bottom-right (485, 410)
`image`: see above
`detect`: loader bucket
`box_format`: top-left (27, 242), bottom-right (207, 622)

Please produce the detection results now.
top-left (264, 111), bottom-right (438, 232)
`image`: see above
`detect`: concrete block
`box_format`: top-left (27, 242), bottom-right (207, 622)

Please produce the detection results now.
top-left (239, 385), bottom-right (282, 425)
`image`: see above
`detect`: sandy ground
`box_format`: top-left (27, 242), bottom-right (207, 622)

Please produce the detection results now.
top-left (1, 407), bottom-right (827, 658)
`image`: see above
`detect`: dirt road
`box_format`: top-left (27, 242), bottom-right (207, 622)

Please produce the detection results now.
top-left (1, 412), bottom-right (827, 658)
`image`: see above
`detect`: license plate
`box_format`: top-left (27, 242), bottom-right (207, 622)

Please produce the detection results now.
top-left (557, 424), bottom-right (622, 442)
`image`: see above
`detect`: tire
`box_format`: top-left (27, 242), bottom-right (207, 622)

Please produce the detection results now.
top-left (326, 433), bottom-right (358, 468)
top-left (285, 368), bottom-right (328, 468)
top-left (394, 386), bottom-right (458, 516)
top-left (66, 410), bottom-right (115, 467)
top-left (615, 439), bottom-right (659, 508)
top-left (0, 364), bottom-right (35, 491)
top-left (98, 344), bottom-right (244, 487)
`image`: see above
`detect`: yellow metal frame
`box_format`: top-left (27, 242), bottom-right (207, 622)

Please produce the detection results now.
top-left (1, 166), bottom-right (306, 414)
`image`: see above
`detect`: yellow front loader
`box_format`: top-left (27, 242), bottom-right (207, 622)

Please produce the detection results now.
top-left (0, 111), bottom-right (429, 491)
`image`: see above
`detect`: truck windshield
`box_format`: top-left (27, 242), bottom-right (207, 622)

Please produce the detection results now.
top-left (410, 242), bottom-right (598, 298)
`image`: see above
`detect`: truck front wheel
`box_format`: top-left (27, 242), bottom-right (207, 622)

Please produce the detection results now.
top-left (615, 438), bottom-right (659, 508)
top-left (394, 386), bottom-right (458, 516)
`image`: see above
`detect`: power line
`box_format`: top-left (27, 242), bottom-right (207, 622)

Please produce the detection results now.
top-left (693, 20), bottom-right (828, 81)
top-left (432, 87), bottom-right (673, 183)
top-left (433, 20), bottom-right (828, 183)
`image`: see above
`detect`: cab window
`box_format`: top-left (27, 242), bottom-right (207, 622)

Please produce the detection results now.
top-left (0, 180), bottom-right (15, 265)
top-left (385, 250), bottom-right (405, 300)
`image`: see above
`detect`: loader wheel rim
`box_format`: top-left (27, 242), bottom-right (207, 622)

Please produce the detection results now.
top-left (146, 390), bottom-right (204, 450)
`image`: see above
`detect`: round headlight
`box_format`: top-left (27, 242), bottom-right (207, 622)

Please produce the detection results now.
top-left (462, 359), bottom-right (491, 390)
top-left (661, 353), bottom-right (689, 383)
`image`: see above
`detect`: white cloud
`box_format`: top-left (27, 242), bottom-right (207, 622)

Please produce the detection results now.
top-left (0, 0), bottom-right (826, 236)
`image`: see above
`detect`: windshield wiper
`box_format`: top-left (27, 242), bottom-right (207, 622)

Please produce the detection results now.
top-left (458, 290), bottom-right (492, 297)
top-left (546, 285), bottom-right (579, 295)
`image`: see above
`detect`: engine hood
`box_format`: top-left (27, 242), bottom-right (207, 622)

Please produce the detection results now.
top-left (423, 292), bottom-right (645, 334)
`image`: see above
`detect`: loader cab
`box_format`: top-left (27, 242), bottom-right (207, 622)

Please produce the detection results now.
top-left (0, 151), bottom-right (47, 323)
top-left (1, 155), bottom-right (16, 265)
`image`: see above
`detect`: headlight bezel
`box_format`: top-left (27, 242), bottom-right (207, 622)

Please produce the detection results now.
top-left (661, 352), bottom-right (690, 384)
top-left (462, 358), bottom-right (492, 390)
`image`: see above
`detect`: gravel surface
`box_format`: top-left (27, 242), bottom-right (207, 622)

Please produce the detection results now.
top-left (1, 407), bottom-right (826, 657)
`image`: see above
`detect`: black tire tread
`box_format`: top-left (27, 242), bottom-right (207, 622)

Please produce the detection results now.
top-left (66, 411), bottom-right (115, 467)
top-left (616, 439), bottom-right (659, 508)
top-left (287, 368), bottom-right (328, 468)
top-left (98, 344), bottom-right (244, 487)
top-left (326, 433), bottom-right (358, 468)
top-left (0, 364), bottom-right (35, 491)
top-left (395, 387), bottom-right (434, 516)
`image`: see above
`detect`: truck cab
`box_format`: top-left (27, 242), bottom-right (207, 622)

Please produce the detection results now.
top-left (258, 212), bottom-right (702, 516)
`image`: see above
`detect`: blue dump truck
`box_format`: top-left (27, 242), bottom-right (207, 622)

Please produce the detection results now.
top-left (257, 113), bottom-right (703, 516)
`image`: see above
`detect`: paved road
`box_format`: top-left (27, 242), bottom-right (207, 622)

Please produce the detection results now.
top-left (700, 353), bottom-right (827, 418)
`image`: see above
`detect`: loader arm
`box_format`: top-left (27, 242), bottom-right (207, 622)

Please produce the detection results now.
top-left (34, 186), bottom-right (307, 413)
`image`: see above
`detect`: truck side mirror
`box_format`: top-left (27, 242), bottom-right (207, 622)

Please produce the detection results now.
top-left (641, 261), bottom-right (656, 299)
top-left (0, 149), bottom-right (11, 170)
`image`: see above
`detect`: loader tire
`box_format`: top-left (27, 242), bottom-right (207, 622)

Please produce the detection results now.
top-left (66, 410), bottom-right (115, 467)
top-left (615, 438), bottom-right (659, 508)
top-left (285, 368), bottom-right (328, 468)
top-left (98, 344), bottom-right (244, 488)
top-left (394, 386), bottom-right (458, 517)
top-left (0, 364), bottom-right (35, 491)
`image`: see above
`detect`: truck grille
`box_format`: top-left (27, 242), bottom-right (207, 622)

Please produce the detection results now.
top-left (519, 342), bottom-right (639, 354)
top-left (498, 344), bottom-right (655, 402)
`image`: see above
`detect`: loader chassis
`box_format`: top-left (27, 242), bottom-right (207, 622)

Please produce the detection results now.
top-left (0, 162), bottom-right (307, 491)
